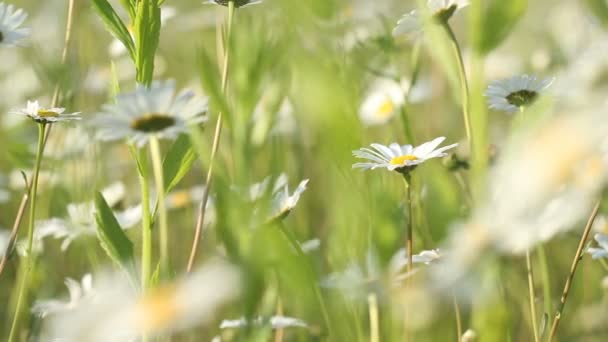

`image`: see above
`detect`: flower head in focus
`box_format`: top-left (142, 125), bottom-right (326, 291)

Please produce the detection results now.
top-left (0, 2), bottom-right (30, 47)
top-left (393, 0), bottom-right (469, 38)
top-left (11, 100), bottom-right (81, 124)
top-left (93, 80), bottom-right (208, 147)
top-left (353, 137), bottom-right (457, 174)
top-left (486, 74), bottom-right (554, 113)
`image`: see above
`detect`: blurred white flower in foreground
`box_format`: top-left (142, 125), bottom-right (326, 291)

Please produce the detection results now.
top-left (353, 137), bottom-right (457, 174)
top-left (33, 274), bottom-right (94, 318)
top-left (587, 234), bottom-right (608, 259)
top-left (220, 315), bottom-right (307, 330)
top-left (485, 75), bottom-right (554, 113)
top-left (35, 183), bottom-right (141, 250)
top-left (393, 0), bottom-right (469, 39)
top-left (205, 0), bottom-right (263, 8)
top-left (0, 229), bottom-right (8, 258)
top-left (11, 100), bottom-right (81, 124)
top-left (0, 2), bottom-right (30, 47)
top-left (434, 110), bottom-right (608, 295)
top-left (249, 173), bottom-right (309, 221)
top-left (42, 259), bottom-right (241, 341)
top-left (93, 80), bottom-right (208, 147)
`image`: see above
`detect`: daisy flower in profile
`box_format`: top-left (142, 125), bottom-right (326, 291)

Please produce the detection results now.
top-left (249, 173), bottom-right (309, 221)
top-left (0, 2), bottom-right (30, 47)
top-left (352, 137), bottom-right (458, 174)
top-left (587, 234), bottom-right (608, 259)
top-left (93, 80), bottom-right (208, 147)
top-left (485, 74), bottom-right (554, 113)
top-left (393, 0), bottom-right (469, 38)
top-left (204, 0), bottom-right (263, 8)
top-left (11, 100), bottom-right (81, 124)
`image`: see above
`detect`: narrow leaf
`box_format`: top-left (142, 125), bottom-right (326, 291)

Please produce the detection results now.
top-left (477, 0), bottom-right (527, 54)
top-left (134, 0), bottom-right (161, 86)
top-left (94, 192), bottom-right (134, 270)
top-left (91, 0), bottom-right (136, 61)
top-left (163, 134), bottom-right (198, 194)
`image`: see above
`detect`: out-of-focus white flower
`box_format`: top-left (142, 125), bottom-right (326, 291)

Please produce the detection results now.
top-left (35, 183), bottom-right (140, 251)
top-left (588, 234), bottom-right (608, 259)
top-left (485, 75), bottom-right (554, 113)
top-left (42, 259), bottom-right (241, 341)
top-left (166, 186), bottom-right (216, 226)
top-left (359, 79), bottom-right (404, 126)
top-left (93, 80), bottom-right (208, 148)
top-left (44, 126), bottom-right (93, 160)
top-left (352, 137), bottom-right (457, 173)
top-left (434, 110), bottom-right (608, 296)
top-left (11, 100), bottom-right (81, 124)
top-left (0, 229), bottom-right (8, 258)
top-left (249, 173), bottom-right (309, 220)
top-left (220, 315), bottom-right (308, 330)
top-left (0, 2), bottom-right (30, 47)
top-left (300, 238), bottom-right (321, 253)
top-left (592, 215), bottom-right (608, 234)
top-left (33, 274), bottom-right (94, 318)
top-left (393, 0), bottom-right (469, 39)
top-left (9, 169), bottom-right (58, 191)
top-left (204, 0), bottom-right (263, 8)
top-left (462, 329), bottom-right (478, 342)
top-left (108, 6), bottom-right (177, 57)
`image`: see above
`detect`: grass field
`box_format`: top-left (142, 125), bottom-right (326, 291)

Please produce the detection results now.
top-left (2, 0), bottom-right (608, 341)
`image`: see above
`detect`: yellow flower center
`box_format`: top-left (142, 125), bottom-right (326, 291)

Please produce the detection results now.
top-left (390, 154), bottom-right (417, 165)
top-left (375, 100), bottom-right (395, 119)
top-left (168, 190), bottom-right (192, 208)
top-left (137, 285), bottom-right (179, 332)
top-left (37, 109), bottom-right (59, 118)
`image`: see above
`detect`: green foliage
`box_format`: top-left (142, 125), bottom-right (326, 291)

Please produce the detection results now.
top-left (134, 0), bottom-right (161, 86)
top-left (91, 0), bottom-right (136, 60)
top-left (163, 134), bottom-right (197, 193)
top-left (94, 191), bottom-right (135, 271)
top-left (476, 0), bottom-right (528, 54)
top-left (586, 0), bottom-right (608, 28)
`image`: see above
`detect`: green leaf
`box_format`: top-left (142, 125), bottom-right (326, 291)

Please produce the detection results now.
top-left (198, 47), bottom-right (232, 127)
top-left (586, 0), bottom-right (608, 28)
top-left (163, 134), bottom-right (198, 193)
top-left (118, 0), bottom-right (136, 20)
top-left (94, 192), bottom-right (134, 271)
top-left (108, 61), bottom-right (120, 101)
top-left (477, 0), bottom-right (527, 54)
top-left (91, 0), bottom-right (136, 61)
top-left (134, 0), bottom-right (161, 86)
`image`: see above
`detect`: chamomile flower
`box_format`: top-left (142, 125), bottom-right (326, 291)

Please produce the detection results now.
top-left (352, 137), bottom-right (458, 174)
top-left (0, 2), bottom-right (30, 47)
top-left (588, 234), bottom-right (608, 259)
top-left (11, 100), bottom-right (81, 124)
top-left (248, 173), bottom-right (309, 220)
top-left (93, 80), bottom-right (208, 148)
top-left (204, 0), bottom-right (263, 8)
top-left (33, 274), bottom-right (94, 318)
top-left (359, 79), bottom-right (405, 126)
top-left (485, 74), bottom-right (554, 113)
top-left (393, 0), bottom-right (469, 38)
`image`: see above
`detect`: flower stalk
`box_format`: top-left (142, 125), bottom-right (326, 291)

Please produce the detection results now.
top-left (149, 136), bottom-right (169, 276)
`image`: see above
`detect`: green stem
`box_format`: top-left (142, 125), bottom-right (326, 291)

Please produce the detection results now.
top-left (403, 174), bottom-right (414, 272)
top-left (526, 249), bottom-right (540, 342)
top-left (8, 123), bottom-right (46, 342)
top-left (149, 136), bottom-right (169, 276)
top-left (442, 22), bottom-right (471, 147)
top-left (139, 148), bottom-right (152, 290)
top-left (536, 244), bottom-right (552, 322)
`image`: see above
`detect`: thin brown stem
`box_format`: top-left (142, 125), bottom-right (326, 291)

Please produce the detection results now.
top-left (187, 1), bottom-right (235, 273)
top-left (548, 201), bottom-right (601, 341)
top-left (453, 296), bottom-right (462, 341)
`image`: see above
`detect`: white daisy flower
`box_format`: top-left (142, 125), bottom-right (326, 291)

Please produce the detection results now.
top-left (11, 100), bottom-right (81, 124)
top-left (0, 2), bottom-right (30, 47)
top-left (249, 173), bottom-right (309, 220)
top-left (359, 79), bottom-right (405, 126)
top-left (93, 80), bottom-right (208, 148)
top-left (352, 137), bottom-right (458, 173)
top-left (204, 0), bottom-right (263, 8)
top-left (41, 259), bottom-right (241, 341)
top-left (588, 234), bottom-right (608, 259)
top-left (485, 74), bottom-right (554, 113)
top-left (220, 316), bottom-right (308, 330)
top-left (393, 0), bottom-right (469, 38)
top-left (33, 274), bottom-right (94, 318)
